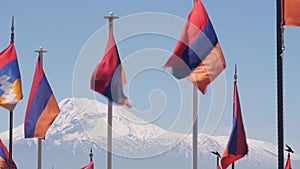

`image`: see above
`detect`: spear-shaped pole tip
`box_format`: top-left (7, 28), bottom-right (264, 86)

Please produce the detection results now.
top-left (234, 64), bottom-right (238, 82)
top-left (11, 15), bottom-right (14, 43)
top-left (89, 148), bottom-right (93, 161)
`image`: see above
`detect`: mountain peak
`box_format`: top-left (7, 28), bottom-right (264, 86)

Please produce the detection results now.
top-left (1, 97), bottom-right (299, 169)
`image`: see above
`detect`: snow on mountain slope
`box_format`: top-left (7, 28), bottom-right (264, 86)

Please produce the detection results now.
top-left (0, 97), bottom-right (299, 169)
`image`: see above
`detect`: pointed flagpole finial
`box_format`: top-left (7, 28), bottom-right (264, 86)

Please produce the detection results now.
top-left (234, 64), bottom-right (238, 82)
top-left (11, 15), bottom-right (14, 43)
top-left (89, 148), bottom-right (93, 161)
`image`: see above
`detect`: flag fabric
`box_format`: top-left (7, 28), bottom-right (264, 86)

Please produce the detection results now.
top-left (0, 43), bottom-right (23, 111)
top-left (282, 0), bottom-right (300, 26)
top-left (91, 26), bottom-right (130, 106)
top-left (217, 163), bottom-right (221, 169)
top-left (81, 161), bottom-right (94, 169)
top-left (285, 154), bottom-right (291, 169)
top-left (221, 81), bottom-right (248, 169)
top-left (24, 58), bottom-right (60, 139)
top-left (163, 0), bottom-right (226, 94)
top-left (0, 139), bottom-right (17, 169)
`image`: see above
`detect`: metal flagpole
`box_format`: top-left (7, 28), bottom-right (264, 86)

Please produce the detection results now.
top-left (193, 85), bottom-right (198, 169)
top-left (8, 15), bottom-right (14, 169)
top-left (103, 12), bottom-right (119, 169)
top-left (34, 47), bottom-right (48, 169)
top-left (232, 64), bottom-right (238, 169)
top-left (276, 0), bottom-right (284, 168)
top-left (107, 100), bottom-right (112, 169)
top-left (191, 1), bottom-right (198, 169)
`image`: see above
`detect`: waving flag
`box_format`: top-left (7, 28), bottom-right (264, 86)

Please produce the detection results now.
top-left (221, 81), bottom-right (248, 169)
top-left (24, 58), bottom-right (60, 139)
top-left (0, 43), bottom-right (23, 111)
top-left (285, 154), bottom-right (291, 169)
top-left (81, 161), bottom-right (94, 169)
top-left (282, 0), bottom-right (300, 26)
top-left (0, 139), bottom-right (17, 169)
top-left (163, 0), bottom-right (225, 94)
top-left (91, 26), bottom-right (130, 106)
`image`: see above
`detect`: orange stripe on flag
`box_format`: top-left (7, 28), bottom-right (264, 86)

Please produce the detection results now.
top-left (187, 43), bottom-right (226, 94)
top-left (34, 95), bottom-right (60, 139)
top-left (283, 0), bottom-right (300, 26)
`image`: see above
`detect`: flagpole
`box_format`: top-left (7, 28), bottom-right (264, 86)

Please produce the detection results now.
top-left (34, 47), bottom-right (48, 169)
top-left (104, 12), bottom-right (119, 169)
top-left (276, 0), bottom-right (284, 168)
top-left (9, 110), bottom-right (13, 169)
top-left (231, 64), bottom-right (238, 169)
top-left (8, 15), bottom-right (15, 169)
top-left (191, 1), bottom-right (198, 169)
top-left (107, 100), bottom-right (112, 169)
top-left (193, 85), bottom-right (198, 169)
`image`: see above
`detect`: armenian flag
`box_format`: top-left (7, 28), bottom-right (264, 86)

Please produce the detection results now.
top-left (163, 0), bottom-right (225, 94)
top-left (221, 81), bottom-right (248, 169)
top-left (24, 58), bottom-right (60, 139)
top-left (91, 26), bottom-right (130, 106)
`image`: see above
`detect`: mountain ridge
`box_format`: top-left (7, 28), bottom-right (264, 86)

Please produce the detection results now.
top-left (0, 97), bottom-right (299, 169)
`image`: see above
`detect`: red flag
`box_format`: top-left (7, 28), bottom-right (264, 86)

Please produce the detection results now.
top-left (282, 0), bottom-right (300, 26)
top-left (81, 161), bottom-right (94, 169)
top-left (91, 25), bottom-right (130, 106)
top-left (285, 154), bottom-right (291, 169)
top-left (221, 81), bottom-right (248, 169)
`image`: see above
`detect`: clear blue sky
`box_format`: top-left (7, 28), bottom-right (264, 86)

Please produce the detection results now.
top-left (0, 0), bottom-right (299, 152)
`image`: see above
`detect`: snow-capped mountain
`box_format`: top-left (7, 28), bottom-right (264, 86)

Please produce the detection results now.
top-left (0, 98), bottom-right (299, 169)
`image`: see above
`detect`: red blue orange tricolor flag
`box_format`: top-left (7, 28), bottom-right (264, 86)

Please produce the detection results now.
top-left (282, 0), bottom-right (300, 26)
top-left (0, 139), bottom-right (17, 169)
top-left (221, 81), bottom-right (248, 169)
top-left (163, 0), bottom-right (226, 94)
top-left (24, 58), bottom-right (60, 139)
top-left (81, 161), bottom-right (94, 169)
top-left (0, 43), bottom-right (23, 111)
top-left (91, 26), bottom-right (130, 106)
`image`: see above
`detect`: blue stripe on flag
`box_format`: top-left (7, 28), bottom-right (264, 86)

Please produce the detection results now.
top-left (25, 76), bottom-right (52, 138)
top-left (0, 147), bottom-right (7, 162)
top-left (183, 20), bottom-right (218, 70)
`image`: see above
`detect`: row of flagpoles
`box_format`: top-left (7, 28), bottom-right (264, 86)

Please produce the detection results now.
top-left (1, 0), bottom-right (299, 168)
top-left (90, 0), bottom-right (298, 169)
top-left (0, 16), bottom-right (61, 169)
